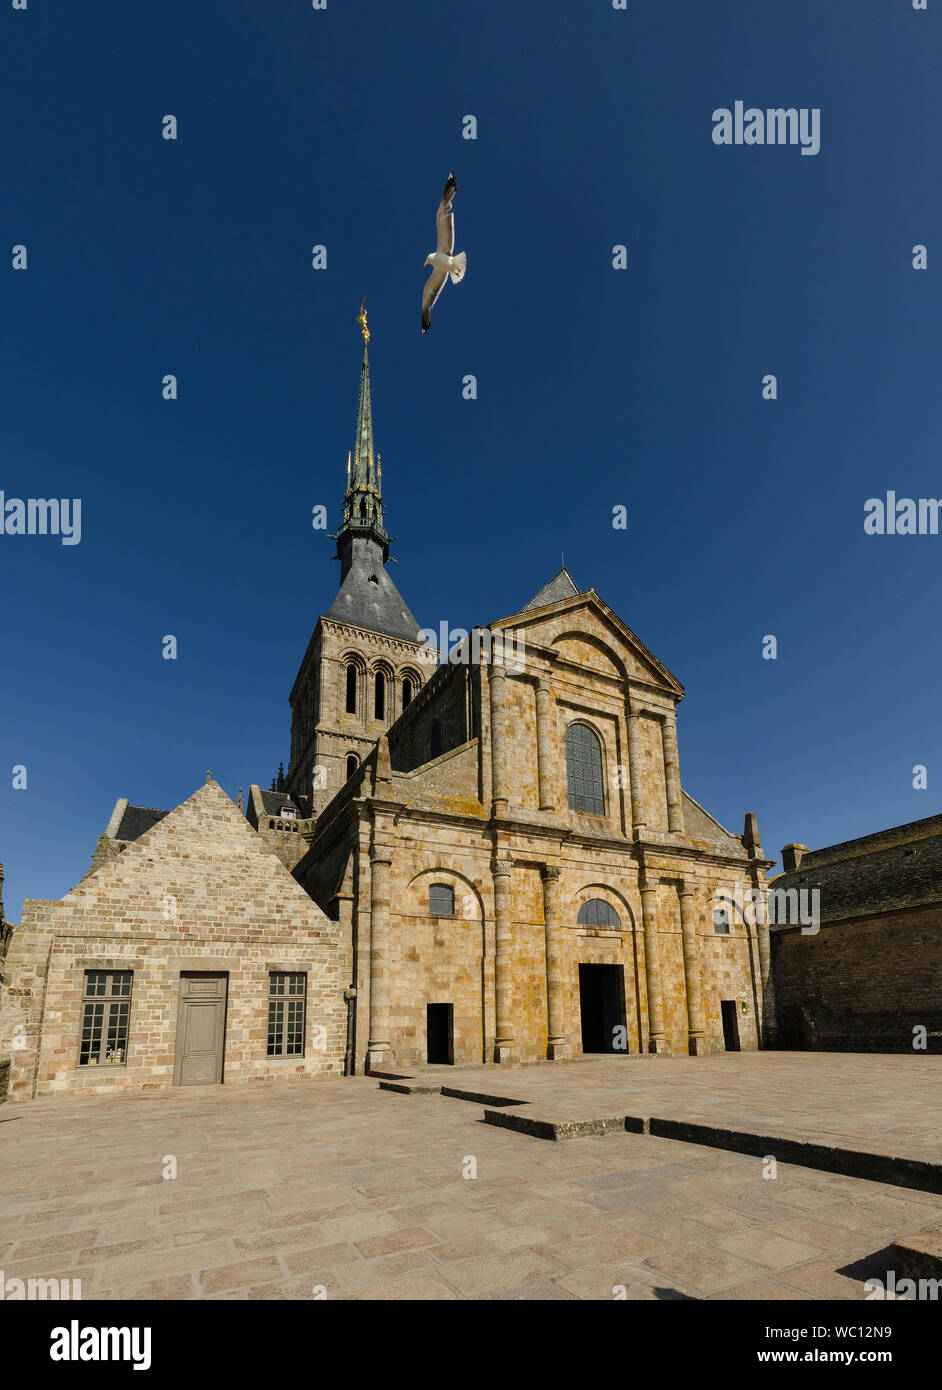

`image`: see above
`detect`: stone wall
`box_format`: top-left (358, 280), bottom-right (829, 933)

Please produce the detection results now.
top-left (772, 905), bottom-right (942, 1052)
top-left (0, 781), bottom-right (349, 1100)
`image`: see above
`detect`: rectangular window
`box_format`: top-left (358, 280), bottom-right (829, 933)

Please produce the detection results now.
top-left (713, 908), bottom-right (731, 935)
top-left (79, 970), bottom-right (132, 1066)
top-left (267, 972), bottom-right (307, 1056)
top-left (429, 883), bottom-right (455, 916)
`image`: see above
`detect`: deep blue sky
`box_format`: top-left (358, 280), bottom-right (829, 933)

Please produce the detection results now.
top-left (2, 1), bottom-right (940, 919)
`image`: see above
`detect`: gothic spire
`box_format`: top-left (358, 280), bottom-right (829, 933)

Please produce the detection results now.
top-left (335, 301), bottom-right (389, 562)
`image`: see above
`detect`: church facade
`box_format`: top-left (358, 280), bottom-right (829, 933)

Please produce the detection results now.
top-left (0, 316), bottom-right (775, 1099)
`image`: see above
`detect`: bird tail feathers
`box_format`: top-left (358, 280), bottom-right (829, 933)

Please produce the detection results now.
top-left (449, 252), bottom-right (467, 283)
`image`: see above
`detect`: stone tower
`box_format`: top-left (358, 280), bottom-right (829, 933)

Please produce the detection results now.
top-left (285, 307), bottom-right (429, 820)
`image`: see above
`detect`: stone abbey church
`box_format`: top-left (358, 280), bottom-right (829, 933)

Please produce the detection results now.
top-left (1, 323), bottom-right (778, 1102)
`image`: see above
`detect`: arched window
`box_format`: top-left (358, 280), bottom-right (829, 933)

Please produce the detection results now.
top-left (429, 719), bottom-right (442, 760)
top-left (346, 754), bottom-right (359, 780)
top-left (345, 664), bottom-right (357, 714)
top-left (429, 883), bottom-right (455, 916)
top-left (402, 677), bottom-right (413, 709)
top-left (566, 722), bottom-right (605, 815)
top-left (374, 671), bottom-right (385, 720)
top-left (577, 898), bottom-right (620, 928)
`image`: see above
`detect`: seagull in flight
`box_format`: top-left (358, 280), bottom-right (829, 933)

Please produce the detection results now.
top-left (421, 172), bottom-right (466, 333)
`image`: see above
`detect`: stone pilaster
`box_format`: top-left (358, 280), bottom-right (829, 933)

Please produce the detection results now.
top-left (489, 664), bottom-right (509, 814)
top-left (640, 877), bottom-right (670, 1054)
top-left (678, 886), bottom-right (706, 1055)
top-left (627, 709), bottom-right (647, 837)
top-left (366, 842), bottom-right (393, 1071)
top-left (753, 871), bottom-right (775, 1047)
top-left (541, 866), bottom-right (570, 1059)
top-left (492, 859), bottom-right (515, 1061)
top-left (535, 680), bottom-right (556, 811)
top-left (661, 711), bottom-right (684, 834)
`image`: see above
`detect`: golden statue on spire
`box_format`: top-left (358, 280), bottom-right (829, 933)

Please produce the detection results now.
top-left (357, 298), bottom-right (370, 344)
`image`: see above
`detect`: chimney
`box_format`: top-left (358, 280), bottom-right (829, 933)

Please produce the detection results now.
top-left (781, 843), bottom-right (809, 873)
top-left (742, 812), bottom-right (763, 857)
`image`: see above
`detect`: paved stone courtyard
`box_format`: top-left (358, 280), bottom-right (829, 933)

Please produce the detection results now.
top-left (3, 1054), bottom-right (942, 1301)
top-left (383, 1053), bottom-right (942, 1166)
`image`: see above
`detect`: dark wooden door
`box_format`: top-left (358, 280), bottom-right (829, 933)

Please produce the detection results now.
top-left (174, 973), bottom-right (228, 1085)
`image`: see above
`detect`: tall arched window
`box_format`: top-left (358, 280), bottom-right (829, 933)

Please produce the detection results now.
top-left (346, 754), bottom-right (359, 780)
top-left (374, 671), bottom-right (385, 720)
top-left (566, 722), bottom-right (605, 815)
top-left (429, 718), bottom-right (442, 760)
top-left (402, 677), bottom-right (413, 709)
top-left (345, 664), bottom-right (357, 714)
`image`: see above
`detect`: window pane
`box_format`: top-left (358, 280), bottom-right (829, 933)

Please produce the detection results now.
top-left (267, 973), bottom-right (306, 1055)
top-left (80, 970), bottom-right (133, 1065)
top-left (577, 898), bottom-right (620, 927)
top-left (566, 723), bottom-right (605, 815)
top-left (429, 883), bottom-right (455, 916)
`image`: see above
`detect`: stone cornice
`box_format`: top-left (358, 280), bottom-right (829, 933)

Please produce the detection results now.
top-left (321, 617), bottom-right (426, 657)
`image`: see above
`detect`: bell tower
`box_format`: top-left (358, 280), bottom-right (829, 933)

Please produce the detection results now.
top-left (285, 305), bottom-right (428, 820)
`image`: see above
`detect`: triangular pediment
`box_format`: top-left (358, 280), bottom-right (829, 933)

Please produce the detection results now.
top-left (64, 779), bottom-right (328, 924)
top-left (492, 588), bottom-right (683, 697)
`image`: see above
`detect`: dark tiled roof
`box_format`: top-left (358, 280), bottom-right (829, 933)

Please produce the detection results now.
top-left (522, 567), bottom-right (581, 611)
top-left (771, 814), bottom-right (942, 925)
top-left (115, 806), bottom-right (170, 843)
top-left (260, 791), bottom-right (301, 817)
top-left (327, 537), bottom-right (421, 642)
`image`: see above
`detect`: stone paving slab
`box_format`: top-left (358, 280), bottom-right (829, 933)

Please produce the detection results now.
top-left (3, 1070), bottom-right (942, 1300)
top-left (380, 1052), bottom-right (942, 1191)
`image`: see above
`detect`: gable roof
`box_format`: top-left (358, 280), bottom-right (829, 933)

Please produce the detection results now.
top-left (259, 790), bottom-right (301, 817)
top-left (522, 567), bottom-right (581, 611)
top-left (495, 585), bottom-right (684, 697)
top-left (66, 779), bottom-right (329, 924)
top-left (115, 805), bottom-right (169, 843)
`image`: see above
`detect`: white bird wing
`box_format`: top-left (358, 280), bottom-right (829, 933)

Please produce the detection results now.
top-left (421, 265), bottom-right (448, 333)
top-left (436, 172), bottom-right (457, 255)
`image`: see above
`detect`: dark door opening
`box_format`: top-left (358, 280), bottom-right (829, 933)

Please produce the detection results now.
top-left (721, 1000), bottom-right (741, 1052)
top-left (426, 1003), bottom-right (453, 1065)
top-left (578, 964), bottom-right (626, 1054)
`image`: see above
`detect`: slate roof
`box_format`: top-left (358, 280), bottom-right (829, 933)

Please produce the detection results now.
top-left (115, 806), bottom-right (170, 843)
top-left (259, 791), bottom-right (301, 817)
top-left (770, 813), bottom-right (942, 926)
top-left (327, 538), bottom-right (421, 642)
top-left (522, 567), bottom-right (581, 611)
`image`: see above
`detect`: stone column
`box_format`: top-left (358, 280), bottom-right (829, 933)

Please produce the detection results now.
top-left (535, 680), bottom-right (555, 811)
top-left (366, 844), bottom-right (393, 1071)
top-left (489, 664), bottom-right (509, 814)
top-left (492, 859), bottom-right (515, 1061)
top-left (627, 710), bottom-right (647, 837)
top-left (678, 886), bottom-right (706, 1055)
top-left (640, 877), bottom-right (669, 1053)
top-left (754, 877), bottom-right (774, 1047)
top-left (541, 866), bottom-right (570, 1059)
top-left (660, 711), bottom-right (685, 834)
